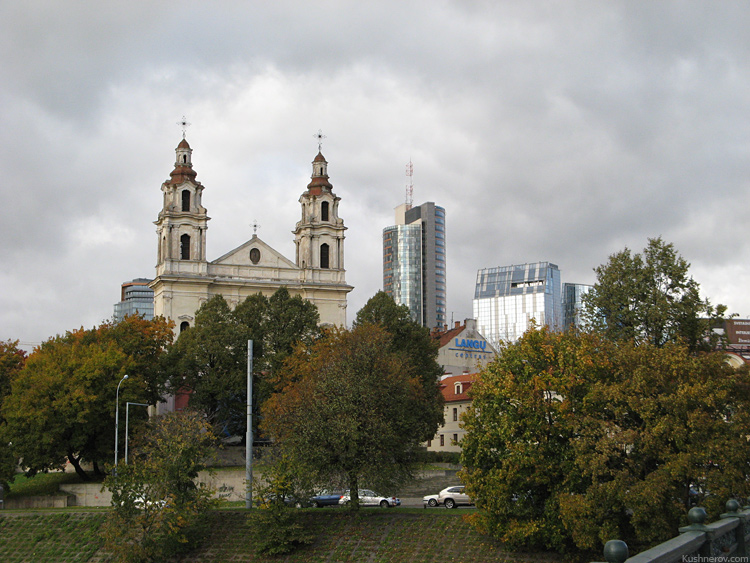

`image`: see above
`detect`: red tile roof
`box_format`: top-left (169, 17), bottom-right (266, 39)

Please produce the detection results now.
top-left (439, 372), bottom-right (477, 403)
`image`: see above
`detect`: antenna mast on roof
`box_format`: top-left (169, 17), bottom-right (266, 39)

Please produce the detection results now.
top-left (405, 160), bottom-right (414, 210)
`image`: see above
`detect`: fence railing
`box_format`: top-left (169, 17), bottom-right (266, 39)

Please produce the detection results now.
top-left (594, 500), bottom-right (750, 563)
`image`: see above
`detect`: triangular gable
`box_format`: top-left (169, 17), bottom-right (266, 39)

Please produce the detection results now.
top-left (211, 236), bottom-right (298, 269)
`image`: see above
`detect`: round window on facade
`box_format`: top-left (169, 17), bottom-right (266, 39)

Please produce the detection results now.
top-left (249, 248), bottom-right (261, 264)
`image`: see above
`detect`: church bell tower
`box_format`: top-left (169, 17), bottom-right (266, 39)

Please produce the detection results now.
top-left (293, 147), bottom-right (346, 274)
top-left (154, 137), bottom-right (210, 276)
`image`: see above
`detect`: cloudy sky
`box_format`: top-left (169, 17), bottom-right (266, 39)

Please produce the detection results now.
top-left (2, 1), bottom-right (750, 348)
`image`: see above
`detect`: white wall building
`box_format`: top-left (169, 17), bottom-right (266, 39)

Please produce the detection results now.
top-left (150, 137), bottom-right (353, 337)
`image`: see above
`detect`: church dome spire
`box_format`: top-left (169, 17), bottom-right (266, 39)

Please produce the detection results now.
top-left (169, 137), bottom-right (197, 184)
top-left (307, 151), bottom-right (333, 194)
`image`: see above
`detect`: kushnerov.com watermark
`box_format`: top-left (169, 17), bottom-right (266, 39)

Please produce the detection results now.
top-left (682, 556), bottom-right (749, 562)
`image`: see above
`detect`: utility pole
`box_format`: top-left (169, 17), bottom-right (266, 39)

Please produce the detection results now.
top-left (246, 340), bottom-right (253, 509)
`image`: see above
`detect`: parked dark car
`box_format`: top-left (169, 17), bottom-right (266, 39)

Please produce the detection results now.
top-left (311, 490), bottom-right (344, 507)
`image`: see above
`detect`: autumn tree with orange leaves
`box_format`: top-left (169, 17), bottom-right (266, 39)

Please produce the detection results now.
top-left (2, 316), bottom-right (174, 481)
top-left (262, 324), bottom-right (442, 510)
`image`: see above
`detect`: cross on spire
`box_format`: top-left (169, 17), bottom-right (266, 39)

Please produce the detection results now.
top-left (314, 129), bottom-right (326, 152)
top-left (177, 116), bottom-right (191, 139)
top-left (251, 219), bottom-right (260, 235)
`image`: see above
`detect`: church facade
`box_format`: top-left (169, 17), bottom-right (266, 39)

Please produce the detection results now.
top-left (149, 137), bottom-right (352, 333)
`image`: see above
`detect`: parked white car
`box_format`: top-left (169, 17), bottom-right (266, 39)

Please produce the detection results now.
top-left (437, 485), bottom-right (473, 509)
top-left (338, 489), bottom-right (401, 507)
top-left (422, 493), bottom-right (440, 508)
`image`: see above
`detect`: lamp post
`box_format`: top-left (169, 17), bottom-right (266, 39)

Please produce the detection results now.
top-left (114, 374), bottom-right (128, 469)
top-left (125, 402), bottom-right (149, 464)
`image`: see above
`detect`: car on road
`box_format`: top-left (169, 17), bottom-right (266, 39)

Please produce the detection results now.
top-left (338, 489), bottom-right (401, 507)
top-left (437, 485), bottom-right (473, 509)
top-left (422, 493), bottom-right (440, 508)
top-left (310, 490), bottom-right (344, 507)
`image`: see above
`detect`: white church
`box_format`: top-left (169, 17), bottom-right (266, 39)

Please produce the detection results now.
top-left (149, 135), bottom-right (353, 335)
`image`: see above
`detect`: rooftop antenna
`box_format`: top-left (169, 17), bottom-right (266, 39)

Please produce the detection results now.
top-left (177, 116), bottom-right (191, 139)
top-left (314, 129), bottom-right (326, 152)
top-left (405, 159), bottom-right (414, 210)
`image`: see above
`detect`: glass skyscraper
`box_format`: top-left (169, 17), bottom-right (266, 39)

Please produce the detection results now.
top-left (383, 202), bottom-right (446, 329)
top-left (562, 282), bottom-right (592, 330)
top-left (473, 262), bottom-right (561, 346)
top-left (113, 278), bottom-right (154, 323)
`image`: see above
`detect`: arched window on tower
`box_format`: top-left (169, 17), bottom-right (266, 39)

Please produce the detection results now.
top-left (182, 155), bottom-right (187, 164)
top-left (180, 321), bottom-right (190, 333)
top-left (321, 201), bottom-right (329, 221)
top-left (320, 243), bottom-right (330, 269)
top-left (182, 190), bottom-right (190, 212)
top-left (180, 234), bottom-right (191, 260)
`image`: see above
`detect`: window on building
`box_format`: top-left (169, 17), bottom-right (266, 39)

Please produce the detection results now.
top-left (453, 407), bottom-right (458, 422)
top-left (180, 321), bottom-right (190, 333)
top-left (453, 433), bottom-right (458, 444)
top-left (440, 435), bottom-right (444, 447)
top-left (320, 243), bottom-right (330, 268)
top-left (180, 234), bottom-right (191, 260)
top-left (455, 383), bottom-right (463, 395)
top-left (427, 439), bottom-right (432, 447)
top-left (321, 201), bottom-right (329, 221)
top-left (181, 190), bottom-right (190, 212)
top-left (249, 248), bottom-right (260, 264)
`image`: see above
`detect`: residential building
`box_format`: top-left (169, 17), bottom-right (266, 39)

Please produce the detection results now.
top-left (562, 282), bottom-right (592, 330)
top-left (113, 278), bottom-right (154, 323)
top-left (383, 202), bottom-right (446, 329)
top-left (432, 319), bottom-right (496, 376)
top-left (473, 261), bottom-right (562, 346)
top-left (426, 372), bottom-right (476, 453)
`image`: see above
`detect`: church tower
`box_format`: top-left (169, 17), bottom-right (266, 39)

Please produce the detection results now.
top-left (294, 151), bottom-right (346, 275)
top-left (154, 137), bottom-right (210, 277)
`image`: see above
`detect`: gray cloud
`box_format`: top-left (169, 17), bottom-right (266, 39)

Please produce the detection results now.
top-left (2, 1), bottom-right (750, 345)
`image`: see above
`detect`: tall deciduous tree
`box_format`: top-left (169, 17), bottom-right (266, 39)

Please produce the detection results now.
top-left (460, 326), bottom-right (750, 552)
top-left (168, 288), bottom-right (320, 435)
top-left (0, 340), bottom-right (26, 487)
top-left (1, 317), bottom-right (173, 481)
top-left (262, 324), bottom-right (438, 510)
top-left (103, 410), bottom-right (218, 563)
top-left (582, 237), bottom-right (725, 351)
top-left (354, 291), bottom-right (444, 441)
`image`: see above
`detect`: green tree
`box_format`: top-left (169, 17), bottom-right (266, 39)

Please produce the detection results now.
top-left (460, 326), bottom-right (750, 552)
top-left (262, 324), bottom-right (437, 511)
top-left (2, 318), bottom-right (173, 480)
top-left (169, 288), bottom-right (320, 434)
top-left (354, 291), bottom-right (444, 440)
top-left (0, 340), bottom-right (26, 487)
top-left (102, 410), bottom-right (218, 563)
top-left (582, 237), bottom-right (725, 351)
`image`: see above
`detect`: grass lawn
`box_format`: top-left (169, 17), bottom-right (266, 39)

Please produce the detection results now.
top-left (0, 509), bottom-right (568, 563)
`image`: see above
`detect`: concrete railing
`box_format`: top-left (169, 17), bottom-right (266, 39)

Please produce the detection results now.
top-left (595, 500), bottom-right (750, 563)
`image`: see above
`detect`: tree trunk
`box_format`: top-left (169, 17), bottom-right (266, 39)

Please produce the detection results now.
top-left (348, 472), bottom-right (359, 512)
top-left (92, 460), bottom-right (104, 476)
top-left (67, 452), bottom-right (90, 481)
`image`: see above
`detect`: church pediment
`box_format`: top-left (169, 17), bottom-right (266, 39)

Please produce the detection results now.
top-left (211, 235), bottom-right (298, 269)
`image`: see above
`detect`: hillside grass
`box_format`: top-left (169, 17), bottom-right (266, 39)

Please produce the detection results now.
top-left (0, 508), bottom-right (568, 563)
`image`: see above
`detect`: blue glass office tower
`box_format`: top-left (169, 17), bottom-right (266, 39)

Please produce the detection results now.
top-left (473, 262), bottom-right (561, 345)
top-left (383, 202), bottom-right (446, 329)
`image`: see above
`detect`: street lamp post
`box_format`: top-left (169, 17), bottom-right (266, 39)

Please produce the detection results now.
top-left (114, 374), bottom-right (129, 469)
top-left (125, 402), bottom-right (149, 464)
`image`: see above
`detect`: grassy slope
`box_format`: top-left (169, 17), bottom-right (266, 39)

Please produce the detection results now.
top-left (0, 509), bottom-right (565, 563)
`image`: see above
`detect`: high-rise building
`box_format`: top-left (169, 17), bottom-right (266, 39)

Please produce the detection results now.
top-left (383, 202), bottom-right (446, 329)
top-left (113, 278), bottom-right (154, 323)
top-left (562, 282), bottom-right (592, 330)
top-left (473, 262), bottom-right (562, 346)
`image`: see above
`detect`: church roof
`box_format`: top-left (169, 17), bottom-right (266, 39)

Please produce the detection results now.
top-left (177, 138), bottom-right (191, 149)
